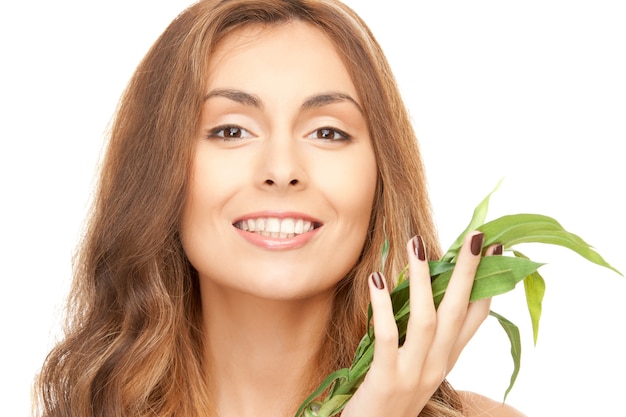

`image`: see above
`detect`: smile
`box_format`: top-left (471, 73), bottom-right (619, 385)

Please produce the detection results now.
top-left (233, 217), bottom-right (322, 238)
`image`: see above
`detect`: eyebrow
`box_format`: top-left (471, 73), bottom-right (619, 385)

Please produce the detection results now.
top-left (204, 88), bottom-right (262, 108)
top-left (204, 88), bottom-right (363, 114)
top-left (301, 92), bottom-right (363, 114)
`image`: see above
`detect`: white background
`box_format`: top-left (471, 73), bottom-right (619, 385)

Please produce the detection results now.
top-left (1, 1), bottom-right (624, 416)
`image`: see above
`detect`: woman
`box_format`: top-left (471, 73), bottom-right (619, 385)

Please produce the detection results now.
top-left (34, 1), bottom-right (525, 416)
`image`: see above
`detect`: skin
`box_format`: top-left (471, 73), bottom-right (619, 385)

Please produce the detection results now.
top-left (180, 21), bottom-right (525, 417)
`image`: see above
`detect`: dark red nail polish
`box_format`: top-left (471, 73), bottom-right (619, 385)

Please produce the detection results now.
top-left (371, 272), bottom-right (385, 290)
top-left (471, 233), bottom-right (484, 256)
top-left (412, 235), bottom-right (426, 261)
top-left (493, 244), bottom-right (503, 255)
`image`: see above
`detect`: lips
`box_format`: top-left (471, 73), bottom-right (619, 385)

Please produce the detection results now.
top-left (233, 216), bottom-right (322, 238)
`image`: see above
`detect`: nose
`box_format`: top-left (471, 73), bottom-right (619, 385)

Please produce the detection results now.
top-left (264, 178), bottom-right (300, 187)
top-left (257, 133), bottom-right (307, 191)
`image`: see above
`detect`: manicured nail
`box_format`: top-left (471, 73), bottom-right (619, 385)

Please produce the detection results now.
top-left (412, 235), bottom-right (426, 261)
top-left (471, 233), bottom-right (485, 256)
top-left (493, 244), bottom-right (503, 255)
top-left (371, 272), bottom-right (385, 290)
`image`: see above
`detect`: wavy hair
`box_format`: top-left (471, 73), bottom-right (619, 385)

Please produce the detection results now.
top-left (34, 1), bottom-right (463, 416)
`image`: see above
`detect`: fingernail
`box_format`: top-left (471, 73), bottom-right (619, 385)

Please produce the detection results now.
top-left (471, 233), bottom-right (484, 256)
top-left (371, 272), bottom-right (385, 290)
top-left (493, 244), bottom-right (503, 255)
top-left (412, 235), bottom-right (426, 261)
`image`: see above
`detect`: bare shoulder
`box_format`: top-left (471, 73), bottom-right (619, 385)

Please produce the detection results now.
top-left (458, 391), bottom-right (527, 417)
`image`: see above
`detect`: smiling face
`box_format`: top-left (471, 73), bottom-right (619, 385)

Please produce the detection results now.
top-left (180, 21), bottom-right (378, 302)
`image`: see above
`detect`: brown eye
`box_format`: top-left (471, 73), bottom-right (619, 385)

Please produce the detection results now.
top-left (207, 125), bottom-right (252, 141)
top-left (225, 127), bottom-right (242, 138)
top-left (308, 127), bottom-right (351, 141)
top-left (317, 128), bottom-right (334, 139)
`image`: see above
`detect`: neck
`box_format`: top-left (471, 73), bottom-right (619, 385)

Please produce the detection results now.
top-left (200, 282), bottom-right (333, 417)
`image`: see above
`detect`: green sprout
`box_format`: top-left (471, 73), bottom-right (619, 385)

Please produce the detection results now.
top-left (295, 180), bottom-right (622, 417)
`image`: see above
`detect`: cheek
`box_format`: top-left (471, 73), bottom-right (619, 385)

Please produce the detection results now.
top-left (180, 149), bottom-right (241, 250)
top-left (185, 147), bottom-right (246, 213)
top-left (313, 152), bottom-right (377, 283)
top-left (317, 151), bottom-right (378, 221)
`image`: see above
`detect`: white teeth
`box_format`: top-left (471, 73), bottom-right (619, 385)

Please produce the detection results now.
top-left (295, 219), bottom-right (304, 234)
top-left (235, 217), bottom-right (317, 237)
top-left (266, 217), bottom-right (280, 234)
top-left (280, 218), bottom-right (295, 235)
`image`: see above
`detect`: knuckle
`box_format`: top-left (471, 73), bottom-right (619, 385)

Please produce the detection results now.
top-left (393, 369), bottom-right (420, 393)
top-left (396, 379), bottom-right (417, 396)
top-left (375, 326), bottom-right (399, 345)
top-left (399, 372), bottom-right (442, 397)
top-left (477, 298), bottom-right (492, 317)
top-left (443, 305), bottom-right (468, 325)
top-left (415, 312), bottom-right (437, 334)
top-left (423, 368), bottom-right (447, 389)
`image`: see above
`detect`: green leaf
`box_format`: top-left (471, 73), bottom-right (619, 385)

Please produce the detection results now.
top-left (478, 214), bottom-right (622, 276)
top-left (304, 406), bottom-right (320, 417)
top-left (295, 369), bottom-right (348, 417)
top-left (523, 270), bottom-right (545, 346)
top-left (431, 256), bottom-right (544, 307)
top-left (316, 395), bottom-right (352, 417)
top-left (442, 178), bottom-right (503, 262)
top-left (395, 265), bottom-right (409, 286)
top-left (513, 250), bottom-right (545, 345)
top-left (381, 235), bottom-right (390, 274)
top-left (354, 327), bottom-right (373, 364)
top-left (489, 310), bottom-right (521, 401)
top-left (428, 260), bottom-right (457, 276)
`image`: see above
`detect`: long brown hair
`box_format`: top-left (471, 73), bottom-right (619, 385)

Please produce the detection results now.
top-left (34, 1), bottom-right (462, 416)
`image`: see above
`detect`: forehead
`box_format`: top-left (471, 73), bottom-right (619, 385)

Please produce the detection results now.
top-left (211, 21), bottom-right (340, 63)
top-left (206, 21), bottom-right (360, 102)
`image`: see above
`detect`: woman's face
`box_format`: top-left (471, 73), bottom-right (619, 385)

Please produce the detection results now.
top-left (181, 21), bottom-right (378, 301)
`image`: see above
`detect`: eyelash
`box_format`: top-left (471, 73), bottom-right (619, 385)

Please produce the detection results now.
top-left (204, 125), bottom-right (352, 142)
top-left (307, 127), bottom-right (352, 142)
top-left (205, 125), bottom-right (252, 141)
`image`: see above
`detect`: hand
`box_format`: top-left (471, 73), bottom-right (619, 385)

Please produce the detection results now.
top-left (341, 232), bottom-right (500, 417)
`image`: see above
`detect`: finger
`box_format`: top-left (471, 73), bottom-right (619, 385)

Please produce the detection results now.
top-left (485, 243), bottom-right (503, 257)
top-left (447, 296), bottom-right (491, 370)
top-left (448, 243), bottom-right (503, 367)
top-left (368, 271), bottom-right (399, 375)
top-left (441, 231), bottom-right (484, 305)
top-left (427, 232), bottom-right (484, 367)
top-left (403, 236), bottom-right (437, 363)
